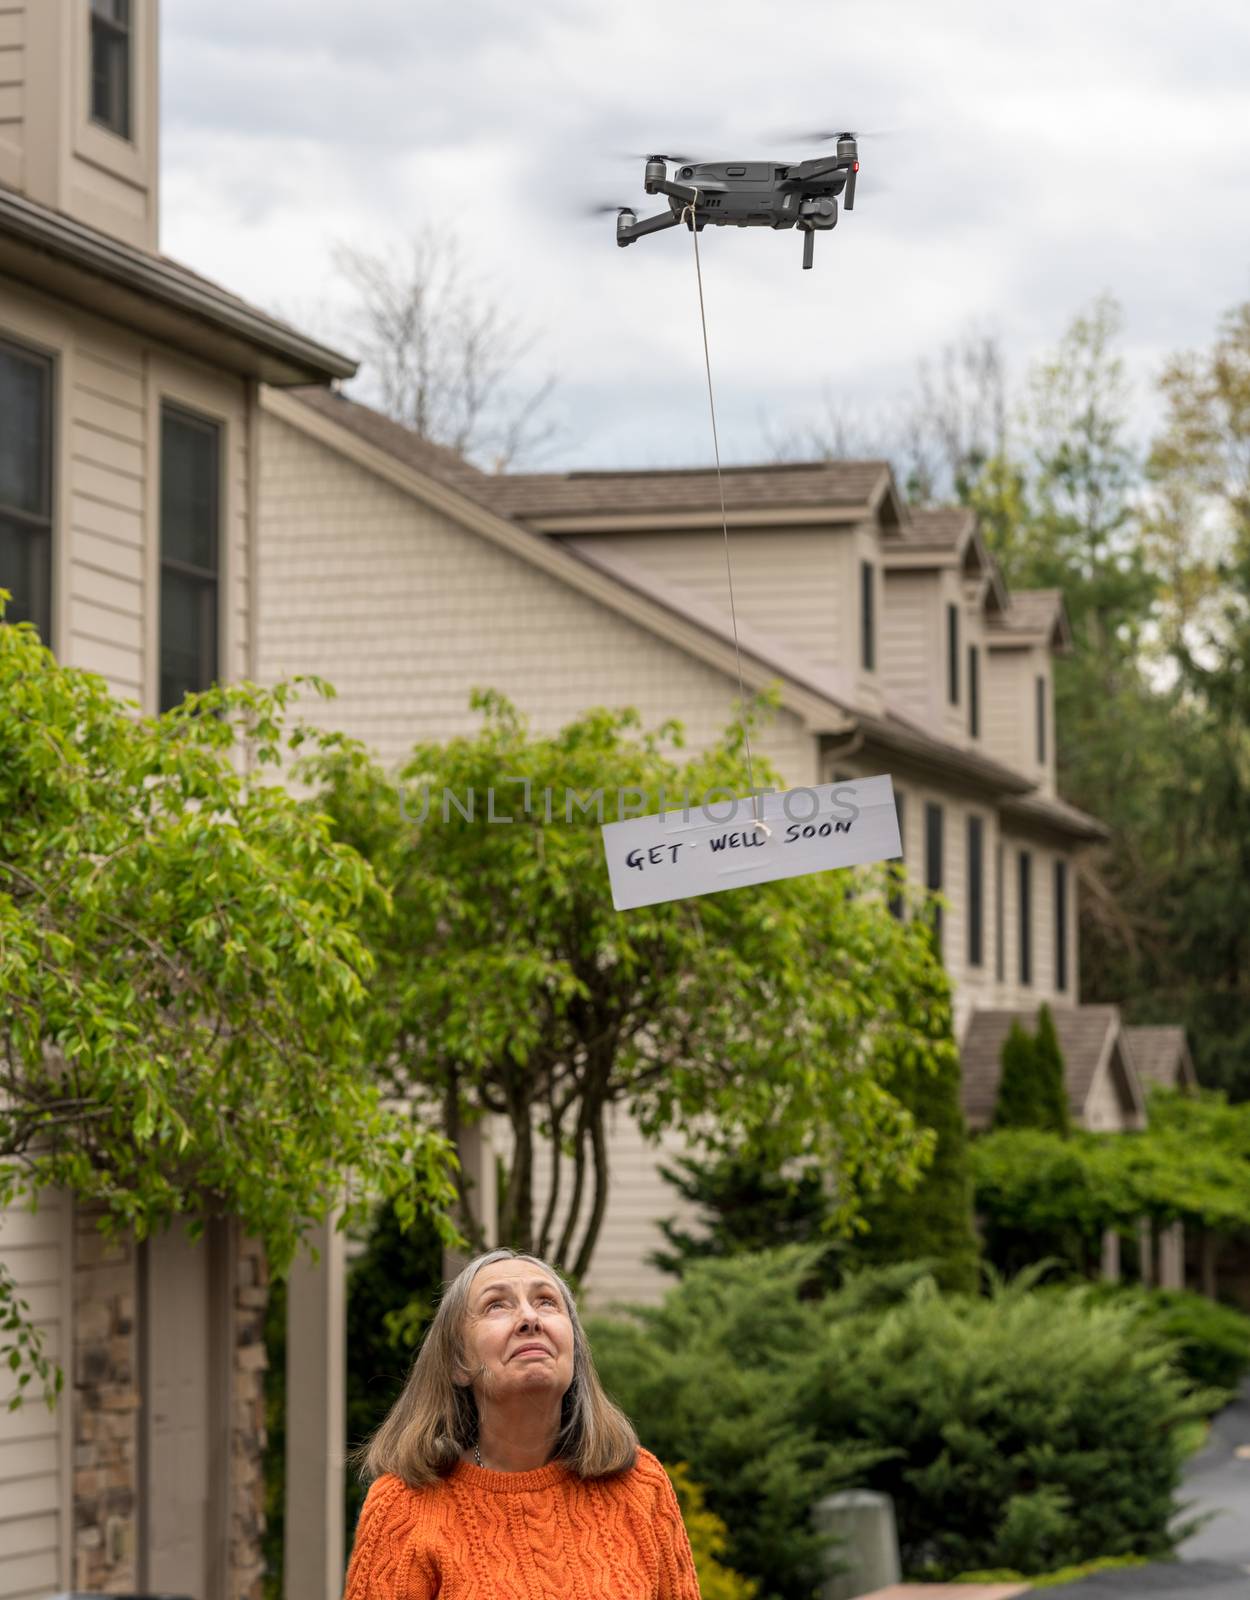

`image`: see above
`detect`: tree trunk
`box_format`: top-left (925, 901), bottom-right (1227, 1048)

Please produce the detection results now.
top-left (572, 1095), bottom-right (610, 1284)
top-left (498, 1091), bottom-right (534, 1254)
top-left (555, 1100), bottom-right (590, 1273)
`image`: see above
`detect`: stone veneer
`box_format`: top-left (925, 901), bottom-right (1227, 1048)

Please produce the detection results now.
top-left (73, 1208), bottom-right (140, 1591)
top-left (231, 1231), bottom-right (270, 1600)
top-left (70, 1209), bottom-right (272, 1596)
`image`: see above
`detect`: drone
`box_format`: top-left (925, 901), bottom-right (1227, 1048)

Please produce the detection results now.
top-left (612, 132), bottom-right (862, 270)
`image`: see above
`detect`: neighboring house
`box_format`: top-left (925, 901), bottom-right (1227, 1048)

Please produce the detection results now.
top-left (1125, 1025), bottom-right (1199, 1094)
top-left (254, 387), bottom-right (1138, 1305)
top-left (961, 1005), bottom-right (1148, 1134)
top-left (0, 4), bottom-right (354, 1598)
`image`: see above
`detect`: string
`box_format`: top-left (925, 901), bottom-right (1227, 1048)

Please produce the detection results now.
top-left (683, 195), bottom-right (769, 836)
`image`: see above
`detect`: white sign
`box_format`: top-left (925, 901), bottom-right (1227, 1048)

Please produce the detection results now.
top-left (601, 776), bottom-right (901, 911)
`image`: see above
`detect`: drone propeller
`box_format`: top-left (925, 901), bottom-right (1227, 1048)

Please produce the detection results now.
top-left (782, 127), bottom-right (897, 143)
top-left (583, 202), bottom-right (633, 215)
top-left (615, 150), bottom-right (705, 166)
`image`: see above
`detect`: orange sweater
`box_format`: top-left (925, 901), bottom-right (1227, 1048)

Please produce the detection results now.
top-left (343, 1448), bottom-right (702, 1599)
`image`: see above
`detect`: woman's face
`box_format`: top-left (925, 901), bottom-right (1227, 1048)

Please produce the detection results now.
top-left (461, 1259), bottom-right (576, 1407)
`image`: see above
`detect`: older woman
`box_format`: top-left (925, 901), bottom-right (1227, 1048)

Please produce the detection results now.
top-left (344, 1247), bottom-right (701, 1599)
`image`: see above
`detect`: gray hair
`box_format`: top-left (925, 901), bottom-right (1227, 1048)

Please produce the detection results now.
top-left (354, 1248), bottom-right (638, 1486)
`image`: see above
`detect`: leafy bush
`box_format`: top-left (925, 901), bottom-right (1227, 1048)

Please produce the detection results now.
top-left (1076, 1283), bottom-right (1250, 1400)
top-left (591, 1249), bottom-right (1212, 1596)
top-left (666, 1463), bottom-right (759, 1600)
top-left (804, 1272), bottom-right (1212, 1578)
top-left (588, 1249), bottom-right (892, 1600)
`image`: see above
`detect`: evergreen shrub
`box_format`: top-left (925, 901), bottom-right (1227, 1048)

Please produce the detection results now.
top-left (1077, 1283), bottom-right (1250, 1399)
top-left (590, 1249), bottom-right (1211, 1596)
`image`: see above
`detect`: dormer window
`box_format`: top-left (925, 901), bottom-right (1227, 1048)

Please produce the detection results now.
top-left (90, 0), bottom-right (132, 141)
top-left (946, 603), bottom-right (959, 705)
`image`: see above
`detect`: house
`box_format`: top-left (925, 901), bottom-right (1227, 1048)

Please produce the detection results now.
top-left (253, 388), bottom-right (1143, 1309)
top-left (960, 1006), bottom-right (1147, 1135)
top-left (0, 4), bottom-right (355, 1598)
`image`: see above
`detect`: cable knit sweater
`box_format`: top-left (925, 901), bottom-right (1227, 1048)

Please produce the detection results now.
top-left (343, 1448), bottom-right (702, 1599)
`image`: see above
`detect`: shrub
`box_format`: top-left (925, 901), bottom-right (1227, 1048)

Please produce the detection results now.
top-left (1077, 1283), bottom-right (1250, 1400)
top-left (666, 1463), bottom-right (759, 1600)
top-left (588, 1249), bottom-right (890, 1600)
top-left (852, 956), bottom-right (980, 1293)
top-left (591, 1249), bottom-right (1212, 1594)
top-left (802, 1274), bottom-right (1212, 1578)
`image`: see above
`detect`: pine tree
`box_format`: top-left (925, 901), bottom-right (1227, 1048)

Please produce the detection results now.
top-left (994, 1021), bottom-right (1045, 1130)
top-left (1034, 1003), bottom-right (1072, 1136)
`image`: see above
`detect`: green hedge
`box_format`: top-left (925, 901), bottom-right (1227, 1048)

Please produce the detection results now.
top-left (1074, 1283), bottom-right (1250, 1400)
top-left (590, 1249), bottom-right (1213, 1598)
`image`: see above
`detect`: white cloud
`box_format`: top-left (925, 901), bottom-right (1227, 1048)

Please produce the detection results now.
top-left (160, 0), bottom-right (1250, 468)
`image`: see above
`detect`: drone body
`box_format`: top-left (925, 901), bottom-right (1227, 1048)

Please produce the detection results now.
top-left (616, 135), bottom-right (861, 269)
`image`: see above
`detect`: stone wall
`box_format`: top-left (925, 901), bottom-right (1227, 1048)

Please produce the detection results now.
top-left (231, 1230), bottom-right (270, 1600)
top-left (73, 1209), bottom-right (139, 1591)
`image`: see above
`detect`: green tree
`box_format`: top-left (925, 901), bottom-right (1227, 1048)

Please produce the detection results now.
top-left (1034, 1004), bottom-right (1071, 1136)
top-left (1137, 301), bottom-right (1250, 1096)
top-left (306, 693), bottom-right (956, 1280)
top-left (0, 609), bottom-right (456, 1400)
top-left (993, 1022), bottom-right (1044, 1131)
top-left (652, 1150), bottom-right (841, 1286)
top-left (852, 924), bottom-right (979, 1292)
top-left (992, 1009), bottom-right (1069, 1139)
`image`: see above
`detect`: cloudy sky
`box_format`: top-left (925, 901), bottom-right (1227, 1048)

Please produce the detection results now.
top-left (161, 0), bottom-right (1250, 471)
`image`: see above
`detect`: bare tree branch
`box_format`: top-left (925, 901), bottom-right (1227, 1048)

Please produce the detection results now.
top-left (334, 230), bottom-right (563, 471)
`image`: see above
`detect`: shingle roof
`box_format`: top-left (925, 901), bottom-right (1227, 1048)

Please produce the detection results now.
top-left (290, 387), bottom-right (491, 501)
top-left (988, 588), bottom-right (1071, 646)
top-left (960, 1005), bottom-right (1128, 1130)
top-left (487, 460), bottom-right (890, 521)
top-left (895, 506), bottom-right (975, 548)
top-left (1124, 1025), bottom-right (1196, 1090)
top-left (1000, 791), bottom-right (1110, 843)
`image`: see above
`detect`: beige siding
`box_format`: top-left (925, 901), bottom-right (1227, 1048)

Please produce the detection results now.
top-left (20, 0), bottom-right (159, 252)
top-left (69, 334), bottom-right (147, 697)
top-left (1084, 1055), bottom-right (1126, 1132)
top-left (257, 415), bottom-right (816, 784)
top-left (0, 1189), bottom-right (71, 1600)
top-left (0, 279), bottom-right (254, 706)
top-left (881, 568), bottom-right (938, 724)
top-left (568, 526), bottom-right (850, 678)
top-left (0, 4), bottom-right (22, 192)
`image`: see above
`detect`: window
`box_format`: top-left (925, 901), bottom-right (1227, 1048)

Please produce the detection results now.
top-left (888, 789), bottom-right (906, 920)
top-left (1036, 674), bottom-right (1047, 764)
top-left (1018, 849), bottom-right (1033, 986)
top-left (947, 603), bottom-right (959, 705)
top-left (968, 643), bottom-right (980, 738)
top-left (0, 338), bottom-right (53, 643)
top-left (860, 560), bottom-right (875, 672)
top-left (160, 405), bottom-right (220, 712)
top-left (967, 814), bottom-right (984, 968)
top-left (925, 801), bottom-right (944, 954)
top-left (90, 0), bottom-right (132, 140)
top-left (1054, 858), bottom-right (1069, 992)
top-left (995, 841), bottom-right (1005, 981)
